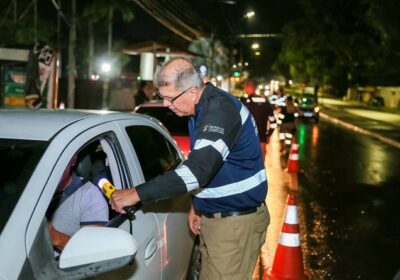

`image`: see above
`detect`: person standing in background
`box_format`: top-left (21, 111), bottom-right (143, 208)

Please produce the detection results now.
top-left (109, 79), bottom-right (136, 111)
top-left (278, 96), bottom-right (298, 154)
top-left (134, 80), bottom-right (154, 106)
top-left (240, 79), bottom-right (277, 159)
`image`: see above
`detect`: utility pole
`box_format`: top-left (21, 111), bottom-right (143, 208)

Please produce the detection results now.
top-left (107, 7), bottom-right (113, 57)
top-left (67, 0), bottom-right (76, 108)
top-left (34, 0), bottom-right (37, 44)
top-left (101, 6), bottom-right (113, 109)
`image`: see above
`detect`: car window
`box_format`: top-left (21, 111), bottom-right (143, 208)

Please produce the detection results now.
top-left (136, 107), bottom-right (189, 136)
top-left (125, 125), bottom-right (182, 181)
top-left (46, 138), bottom-right (114, 254)
top-left (0, 139), bottom-right (48, 233)
top-left (48, 139), bottom-right (112, 208)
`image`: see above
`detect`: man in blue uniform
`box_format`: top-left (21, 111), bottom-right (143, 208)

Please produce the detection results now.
top-left (110, 57), bottom-right (270, 280)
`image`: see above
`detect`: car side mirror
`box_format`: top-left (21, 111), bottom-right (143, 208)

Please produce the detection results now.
top-left (59, 227), bottom-right (137, 275)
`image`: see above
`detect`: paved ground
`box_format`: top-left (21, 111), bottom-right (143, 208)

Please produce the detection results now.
top-left (319, 97), bottom-right (400, 147)
top-left (253, 133), bottom-right (293, 280)
top-left (252, 97), bottom-right (400, 280)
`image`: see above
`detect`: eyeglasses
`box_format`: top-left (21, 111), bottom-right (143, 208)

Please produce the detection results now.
top-left (157, 87), bottom-right (194, 103)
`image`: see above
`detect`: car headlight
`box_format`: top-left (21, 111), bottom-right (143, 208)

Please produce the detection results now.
top-left (314, 106), bottom-right (320, 113)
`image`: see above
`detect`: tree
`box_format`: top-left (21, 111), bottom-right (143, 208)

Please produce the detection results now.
top-left (0, 0), bottom-right (56, 47)
top-left (275, 0), bottom-right (400, 96)
top-left (82, 0), bottom-right (134, 78)
top-left (363, 0), bottom-right (400, 76)
top-left (67, 0), bottom-right (76, 108)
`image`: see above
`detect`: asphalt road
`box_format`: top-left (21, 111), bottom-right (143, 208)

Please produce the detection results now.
top-left (254, 97), bottom-right (400, 280)
top-left (297, 107), bottom-right (400, 279)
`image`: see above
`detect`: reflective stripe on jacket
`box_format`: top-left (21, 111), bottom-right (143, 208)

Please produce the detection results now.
top-left (136, 83), bottom-right (267, 214)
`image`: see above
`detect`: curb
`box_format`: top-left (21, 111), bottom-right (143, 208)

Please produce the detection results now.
top-left (319, 111), bottom-right (400, 149)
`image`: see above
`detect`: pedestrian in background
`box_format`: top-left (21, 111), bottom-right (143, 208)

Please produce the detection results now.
top-left (278, 95), bottom-right (298, 154)
top-left (134, 80), bottom-right (153, 106)
top-left (110, 57), bottom-right (270, 280)
top-left (109, 79), bottom-right (136, 111)
top-left (240, 79), bottom-right (278, 159)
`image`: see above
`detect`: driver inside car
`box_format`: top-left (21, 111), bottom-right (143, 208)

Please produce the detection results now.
top-left (46, 154), bottom-right (109, 253)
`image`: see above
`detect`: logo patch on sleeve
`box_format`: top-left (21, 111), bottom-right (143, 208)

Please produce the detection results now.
top-left (203, 124), bottom-right (225, 135)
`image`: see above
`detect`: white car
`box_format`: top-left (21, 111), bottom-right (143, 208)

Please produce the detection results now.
top-left (135, 100), bottom-right (190, 157)
top-left (0, 109), bottom-right (197, 280)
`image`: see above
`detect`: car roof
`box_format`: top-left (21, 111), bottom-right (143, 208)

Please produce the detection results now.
top-left (0, 109), bottom-right (145, 141)
top-left (135, 100), bottom-right (164, 109)
top-left (135, 101), bottom-right (189, 135)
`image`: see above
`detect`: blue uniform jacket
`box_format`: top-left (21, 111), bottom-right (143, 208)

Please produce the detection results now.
top-left (136, 83), bottom-right (267, 214)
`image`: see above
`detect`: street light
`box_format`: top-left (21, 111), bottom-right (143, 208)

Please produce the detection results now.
top-left (251, 43), bottom-right (260, 50)
top-left (100, 60), bottom-right (112, 109)
top-left (244, 11), bottom-right (255, 19)
top-left (101, 62), bottom-right (111, 74)
top-left (237, 11), bottom-right (256, 71)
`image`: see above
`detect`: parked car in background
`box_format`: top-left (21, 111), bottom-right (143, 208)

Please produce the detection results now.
top-left (0, 109), bottom-right (196, 280)
top-left (269, 94), bottom-right (287, 108)
top-left (296, 94), bottom-right (320, 122)
top-left (368, 96), bottom-right (384, 107)
top-left (135, 100), bottom-right (190, 157)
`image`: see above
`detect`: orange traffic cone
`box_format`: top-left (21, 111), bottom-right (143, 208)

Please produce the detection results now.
top-left (286, 139), bottom-right (300, 174)
top-left (264, 194), bottom-right (309, 280)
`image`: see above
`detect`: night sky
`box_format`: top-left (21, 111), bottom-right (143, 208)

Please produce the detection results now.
top-left (122, 1), bottom-right (302, 40)
top-left (114, 0), bottom-right (303, 78)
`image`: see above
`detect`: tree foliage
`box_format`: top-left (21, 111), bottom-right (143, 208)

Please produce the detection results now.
top-left (83, 0), bottom-right (134, 23)
top-left (275, 0), bottom-right (400, 95)
top-left (0, 0), bottom-right (135, 78)
top-left (0, 0), bottom-right (57, 47)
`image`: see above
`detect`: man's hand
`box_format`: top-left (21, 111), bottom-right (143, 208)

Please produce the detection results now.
top-left (188, 205), bottom-right (201, 235)
top-left (109, 188), bottom-right (140, 214)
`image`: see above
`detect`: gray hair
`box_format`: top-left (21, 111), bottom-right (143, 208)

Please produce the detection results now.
top-left (153, 57), bottom-right (204, 91)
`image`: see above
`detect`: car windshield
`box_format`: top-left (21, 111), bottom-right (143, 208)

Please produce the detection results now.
top-left (136, 107), bottom-right (189, 136)
top-left (0, 139), bottom-right (48, 234)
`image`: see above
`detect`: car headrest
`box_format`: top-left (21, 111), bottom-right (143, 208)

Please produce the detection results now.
top-left (91, 159), bottom-right (106, 177)
top-left (75, 154), bottom-right (92, 179)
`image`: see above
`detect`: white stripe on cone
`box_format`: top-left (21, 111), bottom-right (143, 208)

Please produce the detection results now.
top-left (279, 232), bottom-right (301, 247)
top-left (284, 206), bottom-right (299, 224)
top-left (289, 154), bottom-right (299, 160)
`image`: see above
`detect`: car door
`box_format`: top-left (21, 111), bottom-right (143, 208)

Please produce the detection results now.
top-left (115, 119), bottom-right (194, 280)
top-left (23, 121), bottom-right (157, 280)
top-left (94, 129), bottom-right (163, 280)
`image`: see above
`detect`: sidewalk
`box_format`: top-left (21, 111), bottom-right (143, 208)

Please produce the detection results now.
top-left (319, 97), bottom-right (400, 148)
top-left (319, 97), bottom-right (400, 123)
